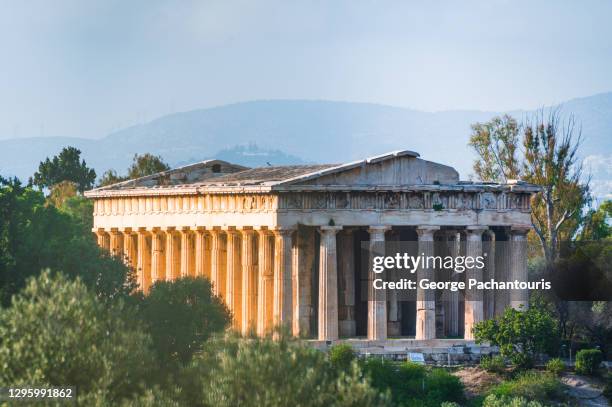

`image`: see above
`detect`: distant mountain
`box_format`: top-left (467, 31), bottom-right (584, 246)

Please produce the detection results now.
top-left (1, 94), bottom-right (610, 199)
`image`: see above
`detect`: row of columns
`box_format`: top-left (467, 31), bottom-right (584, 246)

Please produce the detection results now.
top-left (95, 224), bottom-right (529, 341)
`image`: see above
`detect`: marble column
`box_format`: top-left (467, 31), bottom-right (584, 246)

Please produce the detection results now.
top-left (464, 226), bottom-right (487, 340)
top-left (367, 226), bottom-right (390, 341)
top-left (137, 228), bottom-right (152, 293)
top-left (241, 229), bottom-right (258, 335)
top-left (318, 226), bottom-right (342, 341)
top-left (180, 227), bottom-right (194, 277)
top-left (387, 231), bottom-right (400, 337)
top-left (292, 227), bottom-right (315, 337)
top-left (210, 229), bottom-right (227, 299)
top-left (121, 228), bottom-right (137, 268)
top-left (416, 226), bottom-right (439, 340)
top-left (273, 228), bottom-right (294, 331)
top-left (257, 229), bottom-right (274, 336)
top-left (165, 227), bottom-right (180, 281)
top-left (109, 228), bottom-right (123, 257)
top-left (226, 229), bottom-right (242, 330)
top-left (194, 227), bottom-right (208, 278)
top-left (96, 229), bottom-right (110, 251)
top-left (510, 226), bottom-right (530, 310)
top-left (494, 229), bottom-right (510, 316)
top-left (150, 227), bottom-right (166, 283)
top-left (446, 231), bottom-right (461, 337)
top-left (483, 230), bottom-right (496, 320)
top-left (338, 229), bottom-right (356, 337)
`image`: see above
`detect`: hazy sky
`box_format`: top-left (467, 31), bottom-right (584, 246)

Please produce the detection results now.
top-left (1, 0), bottom-right (611, 139)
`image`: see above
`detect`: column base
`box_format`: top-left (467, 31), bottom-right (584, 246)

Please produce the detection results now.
top-left (339, 320), bottom-right (356, 337)
top-left (387, 321), bottom-right (401, 337)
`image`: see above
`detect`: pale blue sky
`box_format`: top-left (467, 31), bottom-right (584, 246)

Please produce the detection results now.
top-left (1, 0), bottom-right (611, 139)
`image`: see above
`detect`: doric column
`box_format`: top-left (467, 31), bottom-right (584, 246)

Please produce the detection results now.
top-left (257, 229), bottom-right (274, 336)
top-left (96, 228), bottom-right (110, 251)
top-left (338, 228), bottom-right (356, 338)
top-left (416, 226), bottom-right (439, 340)
top-left (318, 225), bottom-right (342, 341)
top-left (194, 227), bottom-right (208, 278)
top-left (164, 227), bottom-right (180, 281)
top-left (292, 227), bottom-right (315, 337)
top-left (484, 230), bottom-right (496, 320)
top-left (121, 228), bottom-right (137, 268)
top-left (137, 228), bottom-right (152, 293)
top-left (464, 226), bottom-right (487, 340)
top-left (445, 231), bottom-right (461, 337)
top-left (150, 227), bottom-right (166, 283)
top-left (210, 228), bottom-right (227, 298)
top-left (109, 228), bottom-right (123, 257)
top-left (386, 231), bottom-right (400, 337)
top-left (273, 228), bottom-right (294, 331)
top-left (510, 226), bottom-right (530, 310)
top-left (367, 226), bottom-right (390, 341)
top-left (241, 228), bottom-right (258, 335)
top-left (180, 227), bottom-right (194, 277)
top-left (226, 229), bottom-right (242, 330)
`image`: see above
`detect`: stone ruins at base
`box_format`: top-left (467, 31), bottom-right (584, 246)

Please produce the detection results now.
top-left (85, 150), bottom-right (538, 344)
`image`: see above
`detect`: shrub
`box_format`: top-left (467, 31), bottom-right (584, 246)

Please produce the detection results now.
top-left (483, 394), bottom-right (545, 407)
top-left (184, 334), bottom-right (390, 407)
top-left (137, 277), bottom-right (231, 366)
top-left (0, 271), bottom-right (156, 404)
top-left (545, 357), bottom-right (565, 376)
top-left (603, 377), bottom-right (612, 402)
top-left (489, 371), bottom-right (563, 403)
top-left (480, 355), bottom-right (506, 373)
top-left (360, 359), bottom-right (465, 407)
top-left (575, 349), bottom-right (603, 376)
top-left (473, 303), bottom-right (558, 368)
top-left (329, 344), bottom-right (357, 371)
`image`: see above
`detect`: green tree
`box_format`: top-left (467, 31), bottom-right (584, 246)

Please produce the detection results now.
top-left (579, 200), bottom-right (611, 241)
top-left (127, 153), bottom-right (170, 179)
top-left (98, 168), bottom-right (128, 187)
top-left (0, 271), bottom-right (157, 404)
top-left (137, 277), bottom-right (231, 366)
top-left (468, 115), bottom-right (521, 183)
top-left (474, 303), bottom-right (559, 368)
top-left (0, 177), bottom-right (135, 305)
top-left (468, 111), bottom-right (590, 263)
top-left (30, 146), bottom-right (96, 193)
top-left (180, 333), bottom-right (389, 407)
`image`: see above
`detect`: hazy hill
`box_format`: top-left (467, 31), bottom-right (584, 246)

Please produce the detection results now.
top-left (1, 94), bottom-right (610, 198)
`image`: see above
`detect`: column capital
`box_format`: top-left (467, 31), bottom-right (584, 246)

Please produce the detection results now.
top-left (146, 226), bottom-right (161, 232)
top-left (162, 226), bottom-right (176, 232)
top-left (465, 226), bottom-right (488, 239)
top-left (272, 227), bottom-right (295, 237)
top-left (319, 225), bottom-right (343, 235)
top-left (510, 225), bottom-right (531, 237)
top-left (416, 225), bottom-right (440, 240)
top-left (119, 227), bottom-right (133, 233)
top-left (137, 227), bottom-right (149, 233)
top-left (94, 227), bottom-right (106, 234)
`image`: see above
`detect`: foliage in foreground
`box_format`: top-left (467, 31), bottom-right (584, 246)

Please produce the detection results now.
top-left (575, 348), bottom-right (603, 376)
top-left (488, 371), bottom-right (564, 404)
top-left (474, 303), bottom-right (558, 368)
top-left (0, 271), bottom-right (156, 404)
top-left (482, 394), bottom-right (545, 407)
top-left (545, 358), bottom-right (565, 376)
top-left (360, 358), bottom-right (465, 407)
top-left (178, 334), bottom-right (390, 407)
top-left (136, 277), bottom-right (231, 366)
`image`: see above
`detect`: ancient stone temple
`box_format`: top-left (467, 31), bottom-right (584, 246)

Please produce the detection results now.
top-left (85, 150), bottom-right (538, 343)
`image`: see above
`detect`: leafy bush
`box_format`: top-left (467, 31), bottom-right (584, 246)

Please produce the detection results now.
top-left (181, 334), bottom-right (389, 407)
top-left (545, 358), bottom-right (565, 376)
top-left (329, 343), bottom-right (357, 371)
top-left (480, 355), bottom-right (506, 373)
top-left (0, 271), bottom-right (156, 404)
top-left (360, 359), bottom-right (465, 407)
top-left (473, 303), bottom-right (559, 368)
top-left (489, 371), bottom-right (563, 403)
top-left (136, 277), bottom-right (231, 366)
top-left (575, 348), bottom-right (603, 375)
top-left (483, 394), bottom-right (545, 407)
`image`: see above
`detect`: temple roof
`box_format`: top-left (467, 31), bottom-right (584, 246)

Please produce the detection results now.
top-left (85, 150), bottom-right (540, 197)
